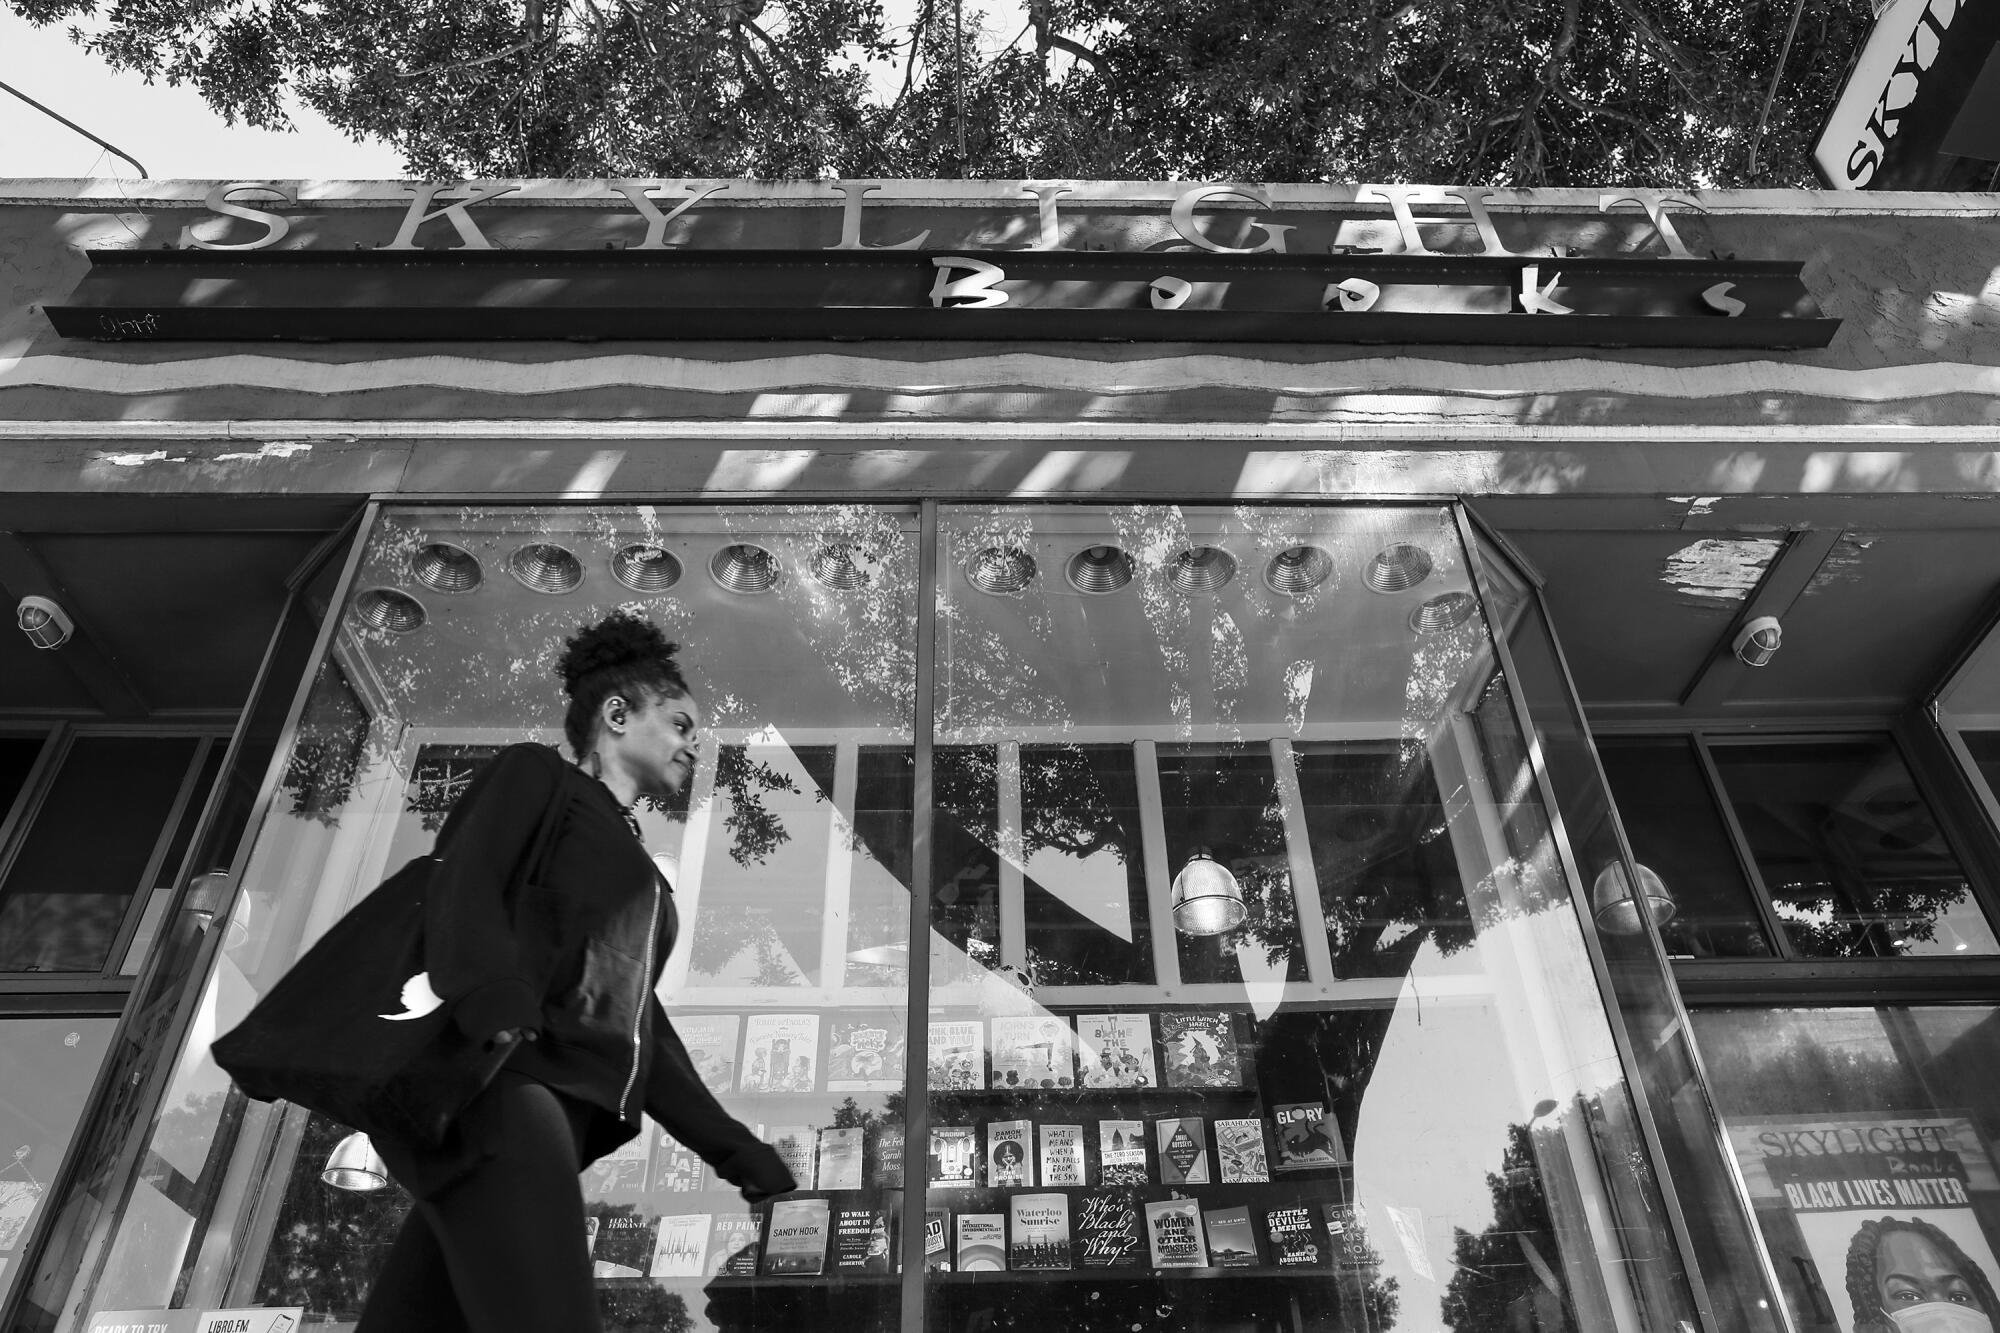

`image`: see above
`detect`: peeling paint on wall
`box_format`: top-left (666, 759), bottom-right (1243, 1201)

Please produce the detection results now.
top-left (212, 440), bottom-right (314, 461)
top-left (1660, 537), bottom-right (1781, 602)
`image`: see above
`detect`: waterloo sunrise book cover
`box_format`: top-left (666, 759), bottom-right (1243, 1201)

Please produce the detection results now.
top-left (1008, 1193), bottom-right (1073, 1271)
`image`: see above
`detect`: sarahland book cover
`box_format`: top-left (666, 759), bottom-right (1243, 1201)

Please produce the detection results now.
top-left (1074, 1189), bottom-right (1145, 1268)
top-left (762, 1198), bottom-right (832, 1276)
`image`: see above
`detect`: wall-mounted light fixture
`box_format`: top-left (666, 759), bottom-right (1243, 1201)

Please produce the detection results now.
top-left (1066, 545), bottom-right (1134, 594)
top-left (1172, 849), bottom-right (1246, 935)
top-left (1590, 861), bottom-right (1677, 936)
top-left (967, 545), bottom-right (1036, 595)
top-left (1733, 615), bottom-right (1782, 668)
top-left (16, 595), bottom-right (73, 649)
top-left (321, 1131), bottom-right (390, 1191)
top-left (508, 543), bottom-right (585, 595)
top-left (711, 543), bottom-right (781, 594)
top-left (612, 543), bottom-right (683, 593)
top-left (1263, 545), bottom-right (1333, 595)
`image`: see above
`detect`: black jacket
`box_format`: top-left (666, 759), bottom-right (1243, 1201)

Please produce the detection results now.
top-left (427, 743), bottom-right (790, 1197)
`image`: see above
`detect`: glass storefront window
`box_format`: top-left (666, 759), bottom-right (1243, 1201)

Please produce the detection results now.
top-left (32, 501), bottom-right (1727, 1333)
top-left (1693, 1005), bottom-right (2000, 1333)
top-left (0, 1016), bottom-right (117, 1316)
top-left (1596, 737), bottom-right (1775, 959)
top-left (1707, 738), bottom-right (1997, 959)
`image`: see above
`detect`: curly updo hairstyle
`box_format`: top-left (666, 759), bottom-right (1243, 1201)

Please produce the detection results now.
top-left (1844, 1216), bottom-right (1999, 1333)
top-left (556, 611), bottom-right (690, 759)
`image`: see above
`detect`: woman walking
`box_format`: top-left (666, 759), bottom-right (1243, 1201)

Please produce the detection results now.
top-left (357, 611), bottom-right (794, 1333)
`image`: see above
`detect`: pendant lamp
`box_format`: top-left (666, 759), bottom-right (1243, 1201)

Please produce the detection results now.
top-left (1590, 862), bottom-right (1677, 936)
top-left (322, 1131), bottom-right (390, 1192)
top-left (1172, 849), bottom-right (1247, 936)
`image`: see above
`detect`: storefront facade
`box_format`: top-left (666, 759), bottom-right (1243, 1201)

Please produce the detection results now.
top-left (1, 179), bottom-right (1996, 1333)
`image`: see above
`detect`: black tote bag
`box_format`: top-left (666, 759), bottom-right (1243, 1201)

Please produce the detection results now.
top-left (212, 784), bottom-right (567, 1149)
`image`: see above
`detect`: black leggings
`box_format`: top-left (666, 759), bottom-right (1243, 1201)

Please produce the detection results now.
top-left (358, 1074), bottom-right (602, 1333)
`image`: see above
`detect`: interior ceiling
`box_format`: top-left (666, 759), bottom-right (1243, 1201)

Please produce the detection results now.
top-left (1505, 524), bottom-right (2000, 721)
top-left (0, 529), bottom-right (329, 718)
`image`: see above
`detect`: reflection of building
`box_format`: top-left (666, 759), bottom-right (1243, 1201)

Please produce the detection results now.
top-left (2, 179), bottom-right (1999, 1333)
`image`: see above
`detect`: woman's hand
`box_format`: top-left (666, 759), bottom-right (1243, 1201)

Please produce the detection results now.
top-left (487, 1027), bottom-right (539, 1051)
top-left (731, 1142), bottom-right (798, 1204)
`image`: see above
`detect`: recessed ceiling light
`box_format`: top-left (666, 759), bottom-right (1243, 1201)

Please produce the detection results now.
top-left (1263, 545), bottom-right (1333, 595)
top-left (967, 545), bottom-right (1036, 595)
top-left (612, 543), bottom-right (683, 592)
top-left (410, 543), bottom-right (482, 593)
top-left (1065, 544), bottom-right (1134, 594)
top-left (810, 543), bottom-right (876, 590)
top-left (508, 543), bottom-right (584, 594)
top-left (1165, 546), bottom-right (1237, 595)
top-left (711, 543), bottom-right (781, 594)
top-left (352, 588), bottom-right (425, 633)
top-left (1409, 590), bottom-right (1476, 632)
top-left (1364, 544), bottom-right (1433, 594)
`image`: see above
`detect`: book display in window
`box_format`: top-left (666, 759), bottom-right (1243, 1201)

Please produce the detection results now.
top-left (764, 1198), bottom-right (832, 1275)
top-left (929, 1126), bottom-right (979, 1187)
top-left (741, 1013), bottom-right (821, 1093)
top-left (818, 1126), bottom-right (865, 1191)
top-left (766, 1125), bottom-right (819, 1190)
top-left (928, 1020), bottom-right (984, 1090)
top-left (1215, 1118), bottom-right (1270, 1183)
top-left (708, 1211), bottom-right (763, 1275)
top-left (591, 1212), bottom-right (658, 1279)
top-left (1039, 1124), bottom-right (1086, 1186)
top-left (583, 1133), bottom-right (650, 1198)
top-left (1155, 1116), bottom-right (1212, 1186)
top-left (989, 1015), bottom-right (1076, 1090)
top-left (1008, 1193), bottom-right (1072, 1271)
top-left (675, 1013), bottom-right (742, 1094)
top-left (827, 1011), bottom-right (906, 1092)
top-left (651, 1129), bottom-right (706, 1195)
top-left (1075, 1190), bottom-right (1146, 1269)
top-left (1158, 1011), bottom-right (1241, 1088)
top-left (924, 1208), bottom-right (953, 1271)
top-left (1273, 1103), bottom-right (1344, 1172)
top-left (987, 1119), bottom-right (1034, 1187)
top-left (1265, 1205), bottom-right (1324, 1267)
top-left (957, 1213), bottom-right (1006, 1271)
top-left (1099, 1120), bottom-right (1148, 1184)
top-left (1203, 1206), bottom-right (1260, 1267)
top-left (1075, 1013), bottom-right (1157, 1088)
top-left (1144, 1198), bottom-right (1210, 1269)
top-left (650, 1214), bottom-right (711, 1278)
top-left (833, 1200), bottom-right (897, 1273)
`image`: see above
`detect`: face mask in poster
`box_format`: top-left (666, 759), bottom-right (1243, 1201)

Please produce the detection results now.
top-left (1886, 1303), bottom-right (1994, 1333)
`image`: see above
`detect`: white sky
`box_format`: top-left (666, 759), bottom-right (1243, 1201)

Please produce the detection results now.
top-left (0, 7), bottom-right (405, 180)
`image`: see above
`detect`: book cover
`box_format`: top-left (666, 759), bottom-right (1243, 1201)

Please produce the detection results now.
top-left (1155, 1116), bottom-right (1212, 1186)
top-left (832, 1202), bottom-right (895, 1273)
top-left (929, 1125), bottom-right (979, 1187)
top-left (987, 1119), bottom-right (1034, 1188)
top-left (651, 1129), bottom-right (706, 1194)
top-left (827, 1012), bottom-right (906, 1092)
top-left (1039, 1124), bottom-right (1086, 1187)
top-left (1214, 1118), bottom-right (1270, 1183)
top-left (956, 1213), bottom-right (1007, 1271)
top-left (989, 1015), bottom-right (1076, 1089)
top-left (1008, 1193), bottom-right (1072, 1271)
top-left (927, 1019), bottom-right (984, 1090)
top-left (1099, 1119), bottom-right (1149, 1184)
top-left (818, 1126), bottom-right (865, 1191)
top-left (1075, 1189), bottom-right (1145, 1269)
top-left (767, 1125), bottom-right (819, 1191)
top-left (1203, 1205), bottom-right (1259, 1267)
top-left (1157, 1011), bottom-right (1241, 1088)
top-left (763, 1198), bottom-right (832, 1276)
top-left (650, 1214), bottom-right (712, 1278)
top-left (741, 1013), bottom-right (821, 1093)
top-left (1074, 1013), bottom-right (1157, 1089)
top-left (871, 1122), bottom-right (906, 1187)
top-left (1265, 1205), bottom-right (1324, 1267)
top-left (1145, 1198), bottom-right (1209, 1268)
top-left (582, 1133), bottom-right (650, 1198)
top-left (675, 1012), bottom-right (742, 1094)
top-left (924, 1207), bottom-right (953, 1271)
top-left (1273, 1103), bottom-right (1345, 1171)
top-left (591, 1211), bottom-right (658, 1279)
top-left (1323, 1203), bottom-right (1371, 1265)
top-left (707, 1210), bottom-right (763, 1276)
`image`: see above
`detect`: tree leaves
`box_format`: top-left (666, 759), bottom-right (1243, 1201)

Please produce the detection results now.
top-left (8, 0), bottom-right (1872, 186)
